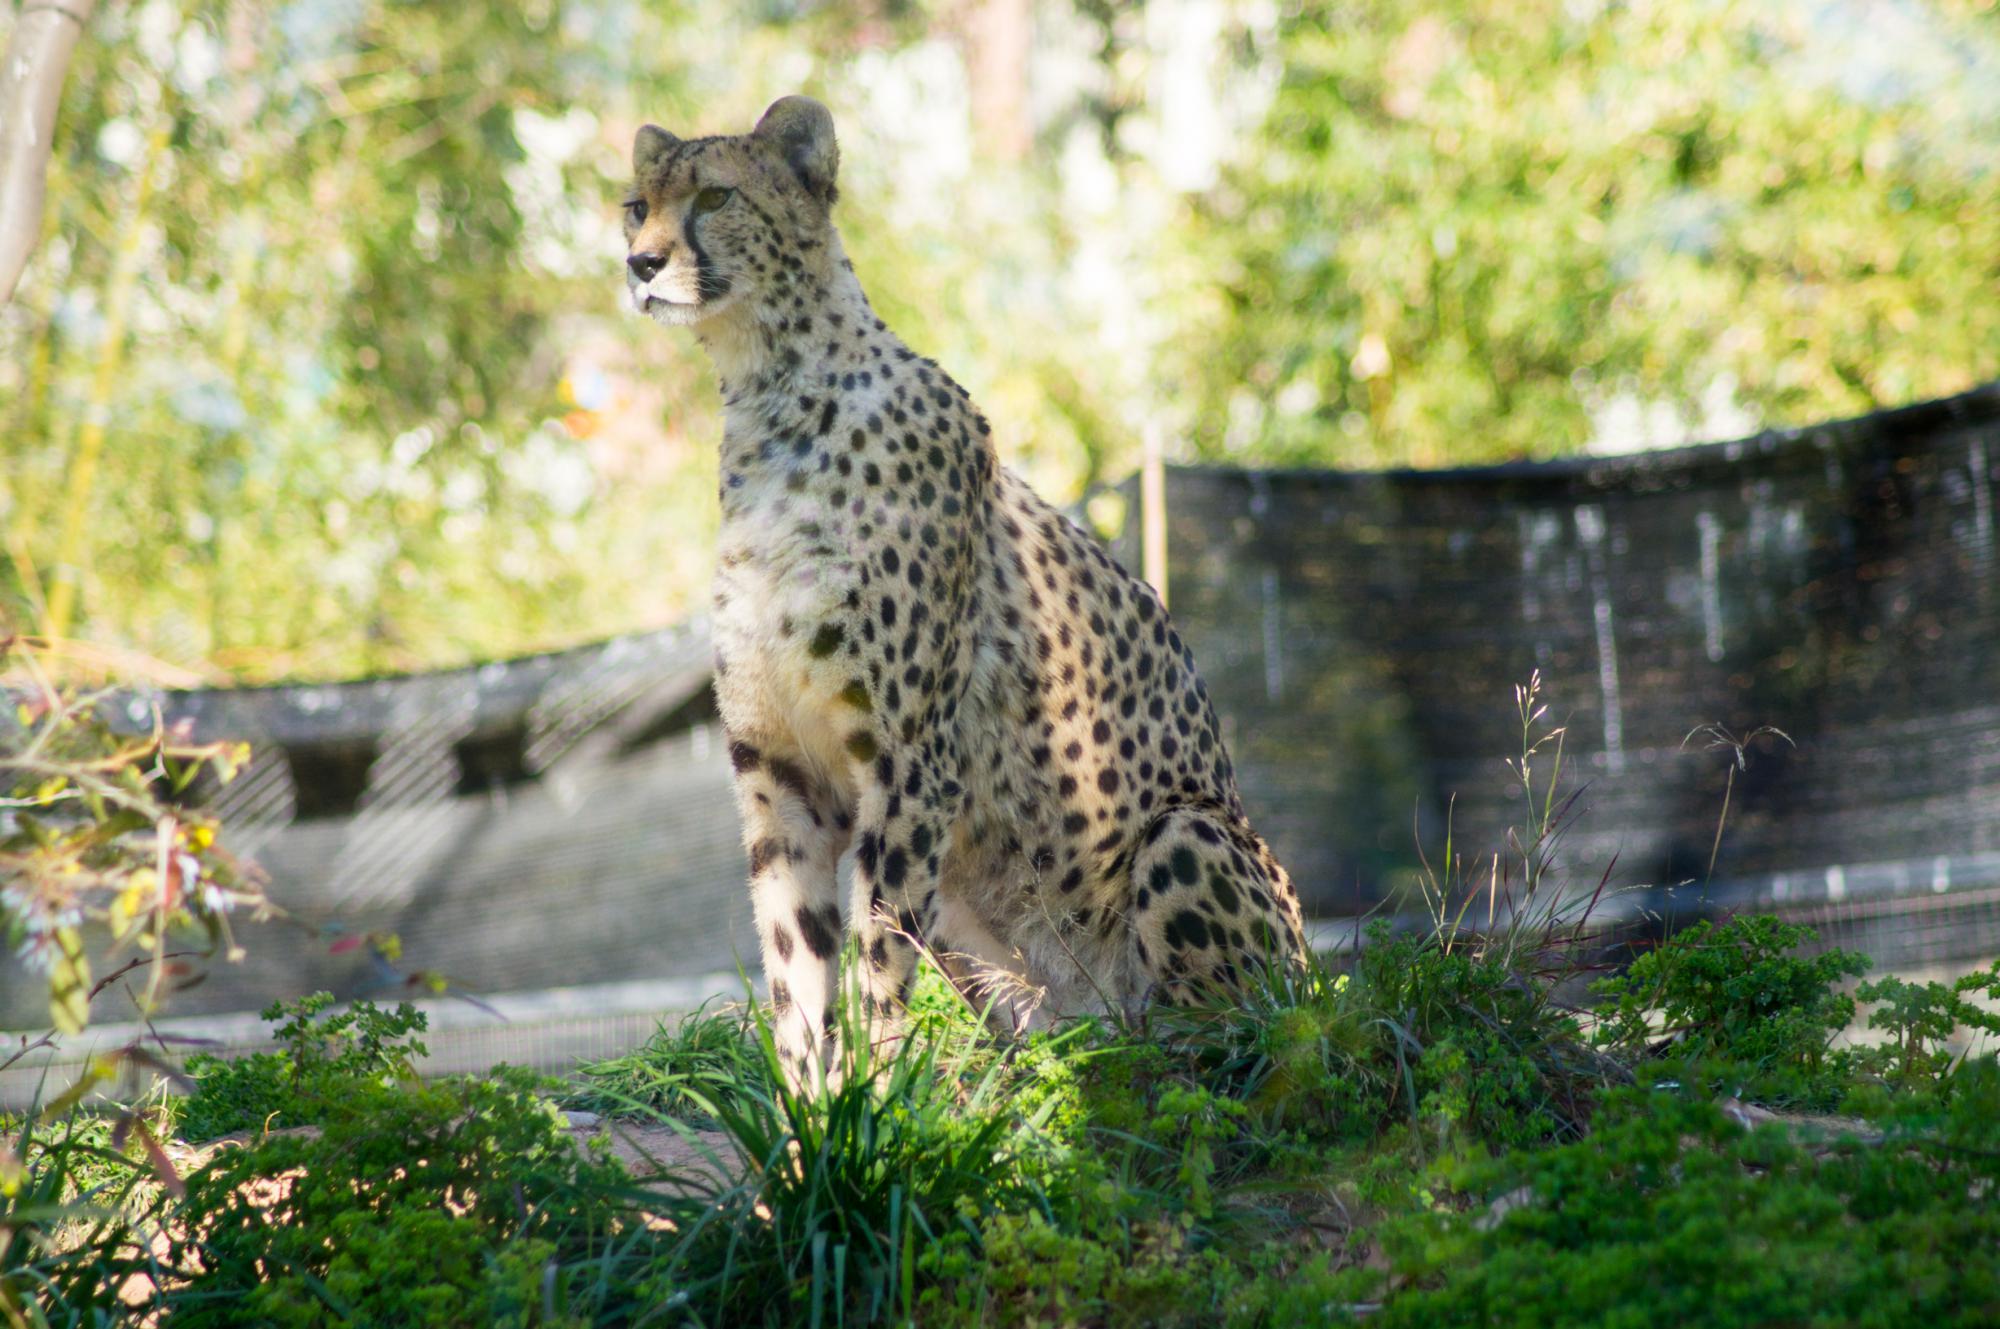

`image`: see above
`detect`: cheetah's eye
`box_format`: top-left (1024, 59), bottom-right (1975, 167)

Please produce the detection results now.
top-left (623, 198), bottom-right (647, 226)
top-left (692, 186), bottom-right (732, 214)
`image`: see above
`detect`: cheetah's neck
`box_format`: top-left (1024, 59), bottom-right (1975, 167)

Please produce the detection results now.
top-left (695, 229), bottom-right (890, 413)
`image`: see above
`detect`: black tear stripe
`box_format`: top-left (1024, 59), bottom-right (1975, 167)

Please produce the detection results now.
top-left (686, 221), bottom-right (734, 301)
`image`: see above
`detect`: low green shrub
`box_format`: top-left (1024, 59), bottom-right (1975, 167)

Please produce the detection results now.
top-left (129, 1066), bottom-right (625, 1327)
top-left (917, 1206), bottom-right (1244, 1328)
top-left (1374, 1060), bottom-right (2000, 1327)
top-left (177, 992), bottom-right (428, 1142)
top-left (21, 925), bottom-right (2000, 1328)
top-left (1591, 915), bottom-right (1869, 1106)
top-left (1853, 959), bottom-right (2000, 1088)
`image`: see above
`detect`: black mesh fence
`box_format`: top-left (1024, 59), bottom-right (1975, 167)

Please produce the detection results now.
top-left (1124, 384), bottom-right (2000, 968)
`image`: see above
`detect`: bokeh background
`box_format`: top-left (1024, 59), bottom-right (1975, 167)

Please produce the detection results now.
top-left (5, 0), bottom-right (1998, 681)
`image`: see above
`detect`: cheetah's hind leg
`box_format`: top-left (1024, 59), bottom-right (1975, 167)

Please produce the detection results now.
top-left (925, 893), bottom-right (1051, 1036)
top-left (1128, 805), bottom-right (1308, 1008)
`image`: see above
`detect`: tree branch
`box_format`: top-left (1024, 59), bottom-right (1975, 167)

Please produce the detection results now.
top-left (0, 0), bottom-right (97, 305)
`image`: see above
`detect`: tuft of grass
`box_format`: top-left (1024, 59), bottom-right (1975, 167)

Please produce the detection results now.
top-left (552, 962), bottom-right (1090, 1326)
top-left (1, 1100), bottom-right (164, 1325)
top-left (561, 998), bottom-right (769, 1122)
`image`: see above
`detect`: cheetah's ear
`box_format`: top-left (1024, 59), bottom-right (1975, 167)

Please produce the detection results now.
top-left (633, 124), bottom-right (678, 175)
top-left (753, 95), bottom-right (839, 207)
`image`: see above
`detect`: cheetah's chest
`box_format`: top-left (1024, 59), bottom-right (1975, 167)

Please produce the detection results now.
top-left (709, 480), bottom-right (871, 771)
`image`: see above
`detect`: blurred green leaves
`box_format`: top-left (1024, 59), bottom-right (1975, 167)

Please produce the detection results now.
top-left (2, 0), bottom-right (1995, 678)
top-left (1175, 0), bottom-right (2000, 466)
top-left (3, 0), bottom-right (671, 678)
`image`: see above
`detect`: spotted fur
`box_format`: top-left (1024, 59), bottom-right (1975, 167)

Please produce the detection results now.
top-left (624, 96), bottom-right (1308, 1080)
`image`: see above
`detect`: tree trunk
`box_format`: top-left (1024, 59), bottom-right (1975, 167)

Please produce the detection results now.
top-left (962, 0), bottom-right (1032, 163)
top-left (0, 0), bottom-right (97, 306)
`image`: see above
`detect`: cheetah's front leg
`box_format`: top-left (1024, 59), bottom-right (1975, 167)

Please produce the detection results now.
top-left (844, 747), bottom-right (954, 1063)
top-left (728, 739), bottom-right (850, 1091)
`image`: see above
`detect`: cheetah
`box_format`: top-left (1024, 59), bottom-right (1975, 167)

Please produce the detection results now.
top-left (623, 96), bottom-right (1308, 1080)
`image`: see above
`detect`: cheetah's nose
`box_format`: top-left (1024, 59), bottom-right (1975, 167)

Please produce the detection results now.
top-left (627, 250), bottom-right (668, 283)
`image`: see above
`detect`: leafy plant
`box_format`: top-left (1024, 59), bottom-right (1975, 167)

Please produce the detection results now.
top-left (1, 637), bottom-right (262, 1035)
top-left (916, 1206), bottom-right (1241, 1329)
top-left (99, 1065), bottom-right (629, 1327)
top-left (1591, 915), bottom-right (1870, 1104)
top-left (1374, 1064), bottom-right (2000, 1328)
top-left (178, 993), bottom-right (429, 1142)
top-left (1854, 960), bottom-right (2000, 1087)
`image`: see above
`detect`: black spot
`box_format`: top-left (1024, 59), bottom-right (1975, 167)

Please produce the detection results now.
top-left (1171, 846), bottom-right (1199, 885)
top-left (1166, 909), bottom-right (1210, 950)
top-left (748, 838), bottom-right (781, 877)
top-left (883, 847), bottom-right (908, 888)
top-left (729, 741), bottom-right (761, 773)
top-left (772, 925), bottom-right (794, 962)
top-left (809, 623), bottom-right (844, 657)
top-left (796, 905), bottom-right (840, 960)
top-left (768, 758), bottom-right (811, 801)
top-left (1097, 769), bottom-right (1120, 794)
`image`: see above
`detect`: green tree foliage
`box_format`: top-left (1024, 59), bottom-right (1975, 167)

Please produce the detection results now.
top-left (3, 0), bottom-right (642, 676)
top-left (4, 1), bottom-right (1996, 675)
top-left (0, 0), bottom-right (1150, 678)
top-left (1177, 0), bottom-right (2000, 466)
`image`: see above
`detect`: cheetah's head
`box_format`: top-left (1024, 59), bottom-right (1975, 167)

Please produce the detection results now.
top-left (623, 95), bottom-right (840, 328)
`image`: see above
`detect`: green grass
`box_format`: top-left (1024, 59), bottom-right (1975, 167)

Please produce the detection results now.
top-left (559, 997), bottom-right (771, 1123)
top-left (11, 916), bottom-right (1999, 1327)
